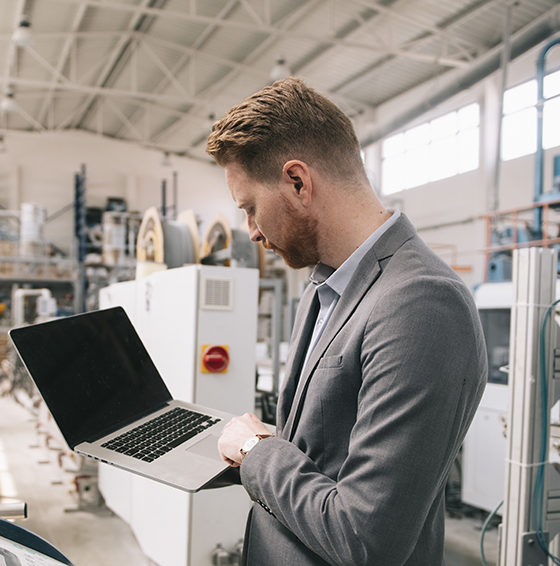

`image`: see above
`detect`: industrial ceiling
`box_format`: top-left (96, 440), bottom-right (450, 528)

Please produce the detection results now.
top-left (1, 0), bottom-right (560, 162)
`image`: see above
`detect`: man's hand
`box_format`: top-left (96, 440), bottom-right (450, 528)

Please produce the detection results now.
top-left (218, 412), bottom-right (271, 467)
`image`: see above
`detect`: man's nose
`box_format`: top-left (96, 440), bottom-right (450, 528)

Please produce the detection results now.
top-left (248, 219), bottom-right (263, 242)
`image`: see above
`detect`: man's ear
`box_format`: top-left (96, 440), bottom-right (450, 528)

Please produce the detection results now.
top-left (282, 160), bottom-right (312, 205)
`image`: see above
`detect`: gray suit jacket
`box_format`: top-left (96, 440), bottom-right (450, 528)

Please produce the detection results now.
top-left (239, 213), bottom-right (487, 565)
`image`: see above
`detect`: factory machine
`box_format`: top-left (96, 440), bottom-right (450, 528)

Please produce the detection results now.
top-left (462, 249), bottom-right (560, 564)
top-left (463, 279), bottom-right (560, 513)
top-left (98, 264), bottom-right (259, 566)
top-left (499, 248), bottom-right (560, 564)
top-left (462, 281), bottom-right (512, 513)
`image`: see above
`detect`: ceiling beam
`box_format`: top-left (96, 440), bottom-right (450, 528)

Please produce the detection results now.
top-left (152, 0), bottom-right (383, 149)
top-left (12, 101), bottom-right (44, 130)
top-left (71, 0), bottom-right (167, 129)
top-left (145, 33), bottom-right (277, 77)
top-left (238, 0), bottom-right (265, 27)
top-left (150, 0), bottom-right (324, 147)
top-left (360, 6), bottom-right (560, 147)
top-left (0, 30), bottom-right (122, 41)
top-left (113, 0), bottom-right (241, 140)
top-left (8, 76), bottom-right (201, 106)
top-left (36, 1), bottom-right (88, 125)
top-left (104, 98), bottom-right (144, 141)
top-left (51, 0), bottom-right (473, 65)
top-left (331, 0), bottom-right (504, 98)
top-left (140, 41), bottom-right (191, 98)
top-left (352, 0), bottom-right (481, 60)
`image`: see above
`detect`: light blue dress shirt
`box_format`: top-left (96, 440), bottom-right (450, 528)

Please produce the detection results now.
top-left (301, 209), bottom-right (401, 371)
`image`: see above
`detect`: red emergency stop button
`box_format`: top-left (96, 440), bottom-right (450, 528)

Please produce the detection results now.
top-left (201, 345), bottom-right (229, 373)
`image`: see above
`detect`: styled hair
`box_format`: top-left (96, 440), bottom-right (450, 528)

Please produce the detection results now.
top-left (206, 78), bottom-right (366, 184)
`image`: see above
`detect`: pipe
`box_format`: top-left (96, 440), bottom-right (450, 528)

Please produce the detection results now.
top-left (74, 164), bottom-right (87, 314)
top-left (0, 502), bottom-right (27, 520)
top-left (172, 170), bottom-right (178, 220)
top-left (491, 2), bottom-right (514, 214)
top-left (161, 178), bottom-right (167, 219)
top-left (533, 37), bottom-right (560, 233)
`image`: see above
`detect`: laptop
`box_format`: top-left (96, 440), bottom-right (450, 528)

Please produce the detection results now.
top-left (0, 533), bottom-right (73, 566)
top-left (9, 306), bottom-right (238, 493)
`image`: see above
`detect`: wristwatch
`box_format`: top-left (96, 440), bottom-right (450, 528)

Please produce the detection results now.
top-left (240, 433), bottom-right (272, 459)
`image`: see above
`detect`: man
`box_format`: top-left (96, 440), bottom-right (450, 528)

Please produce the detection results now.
top-left (206, 78), bottom-right (487, 566)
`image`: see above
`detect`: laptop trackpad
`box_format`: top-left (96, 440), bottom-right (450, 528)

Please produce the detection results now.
top-left (189, 434), bottom-right (221, 461)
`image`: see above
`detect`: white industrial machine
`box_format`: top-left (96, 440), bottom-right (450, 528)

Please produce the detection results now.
top-left (463, 278), bottom-right (560, 515)
top-left (462, 282), bottom-right (512, 512)
top-left (98, 264), bottom-right (259, 566)
top-left (499, 248), bottom-right (560, 565)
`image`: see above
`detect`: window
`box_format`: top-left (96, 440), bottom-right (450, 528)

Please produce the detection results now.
top-left (381, 103), bottom-right (480, 195)
top-left (501, 69), bottom-right (560, 161)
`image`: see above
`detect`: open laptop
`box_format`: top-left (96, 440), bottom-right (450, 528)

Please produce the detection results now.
top-left (9, 306), bottom-right (237, 493)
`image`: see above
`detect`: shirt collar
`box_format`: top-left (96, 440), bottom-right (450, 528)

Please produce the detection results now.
top-left (310, 209), bottom-right (401, 296)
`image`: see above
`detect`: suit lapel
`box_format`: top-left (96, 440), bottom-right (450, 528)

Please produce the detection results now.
top-left (283, 213), bottom-right (418, 441)
top-left (284, 252), bottom-right (382, 441)
top-left (276, 286), bottom-right (319, 434)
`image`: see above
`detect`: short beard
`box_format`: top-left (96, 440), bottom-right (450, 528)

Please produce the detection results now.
top-left (263, 195), bottom-right (320, 269)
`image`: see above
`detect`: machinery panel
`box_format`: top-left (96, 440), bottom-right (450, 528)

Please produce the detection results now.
top-left (98, 265), bottom-right (258, 566)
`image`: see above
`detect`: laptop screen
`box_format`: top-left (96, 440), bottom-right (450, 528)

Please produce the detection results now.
top-left (10, 307), bottom-right (172, 449)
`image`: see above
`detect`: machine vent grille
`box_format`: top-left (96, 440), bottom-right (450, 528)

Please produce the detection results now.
top-left (201, 277), bottom-right (233, 310)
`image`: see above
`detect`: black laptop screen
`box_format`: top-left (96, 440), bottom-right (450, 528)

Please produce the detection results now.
top-left (10, 307), bottom-right (172, 449)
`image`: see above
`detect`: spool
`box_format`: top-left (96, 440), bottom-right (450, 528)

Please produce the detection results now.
top-left (136, 207), bottom-right (200, 275)
top-left (176, 209), bottom-right (200, 264)
top-left (136, 207), bottom-right (165, 264)
top-left (202, 213), bottom-right (232, 262)
top-left (162, 219), bottom-right (196, 268)
top-left (201, 214), bottom-right (263, 273)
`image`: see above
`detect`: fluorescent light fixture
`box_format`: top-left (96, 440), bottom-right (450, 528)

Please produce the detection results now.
top-left (0, 92), bottom-right (16, 114)
top-left (270, 57), bottom-right (291, 82)
top-left (204, 113), bottom-right (216, 131)
top-left (162, 151), bottom-right (172, 167)
top-left (13, 17), bottom-right (33, 48)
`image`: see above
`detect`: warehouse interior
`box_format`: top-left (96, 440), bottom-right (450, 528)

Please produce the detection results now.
top-left (1, 0), bottom-right (560, 565)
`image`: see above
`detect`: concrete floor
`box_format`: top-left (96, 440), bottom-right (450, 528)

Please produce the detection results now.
top-left (0, 394), bottom-right (498, 566)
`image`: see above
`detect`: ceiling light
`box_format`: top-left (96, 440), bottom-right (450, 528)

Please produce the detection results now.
top-left (270, 57), bottom-right (291, 82)
top-left (204, 113), bottom-right (216, 131)
top-left (0, 91), bottom-right (16, 114)
top-left (12, 16), bottom-right (33, 48)
top-left (162, 151), bottom-right (172, 167)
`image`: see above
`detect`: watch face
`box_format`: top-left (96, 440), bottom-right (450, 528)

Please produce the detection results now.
top-left (243, 436), bottom-right (260, 452)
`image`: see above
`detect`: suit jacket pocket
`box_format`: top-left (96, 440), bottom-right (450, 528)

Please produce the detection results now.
top-left (317, 355), bottom-right (344, 369)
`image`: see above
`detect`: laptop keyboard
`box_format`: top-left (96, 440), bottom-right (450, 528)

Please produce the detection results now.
top-left (101, 407), bottom-right (220, 463)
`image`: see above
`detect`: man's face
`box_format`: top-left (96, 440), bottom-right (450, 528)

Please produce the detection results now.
top-left (225, 163), bottom-right (319, 269)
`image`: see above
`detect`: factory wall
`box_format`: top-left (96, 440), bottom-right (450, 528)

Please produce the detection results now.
top-left (364, 37), bottom-right (560, 290)
top-left (1, 35), bottom-right (559, 291)
top-left (0, 130), bottom-right (237, 256)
